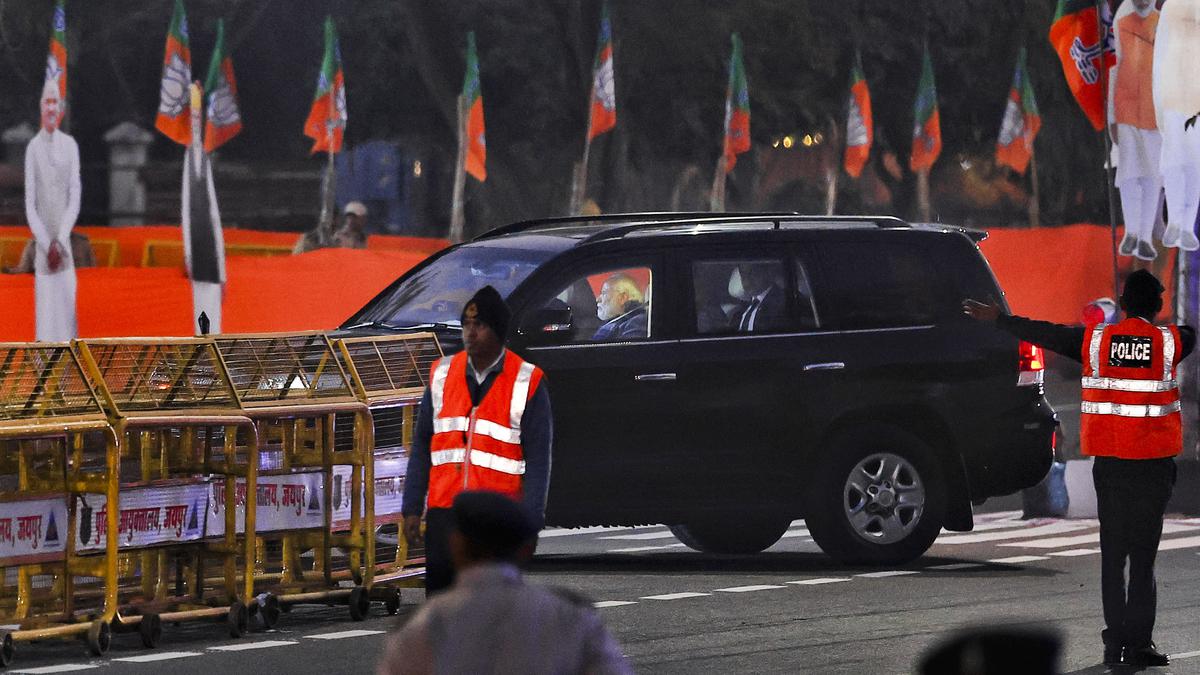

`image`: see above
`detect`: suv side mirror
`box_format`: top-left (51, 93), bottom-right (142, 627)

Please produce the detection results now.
top-left (518, 306), bottom-right (575, 345)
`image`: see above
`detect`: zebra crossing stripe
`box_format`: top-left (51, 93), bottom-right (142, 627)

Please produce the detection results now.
top-left (594, 600), bottom-right (637, 608)
top-left (987, 555), bottom-right (1050, 564)
top-left (1047, 548), bottom-right (1100, 557)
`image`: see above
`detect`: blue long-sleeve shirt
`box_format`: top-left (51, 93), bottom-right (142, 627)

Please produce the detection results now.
top-left (401, 353), bottom-right (553, 527)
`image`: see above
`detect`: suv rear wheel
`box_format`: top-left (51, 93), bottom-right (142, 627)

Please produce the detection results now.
top-left (806, 424), bottom-right (945, 565)
top-left (669, 516), bottom-right (791, 554)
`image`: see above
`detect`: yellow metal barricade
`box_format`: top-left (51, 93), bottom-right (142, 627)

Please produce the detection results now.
top-left (73, 337), bottom-right (260, 643)
top-left (335, 333), bottom-right (442, 609)
top-left (212, 332), bottom-right (375, 621)
top-left (0, 343), bottom-right (118, 664)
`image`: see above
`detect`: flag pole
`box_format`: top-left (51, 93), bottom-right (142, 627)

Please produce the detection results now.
top-left (710, 155), bottom-right (727, 212)
top-left (571, 137), bottom-right (593, 215)
top-left (449, 93), bottom-right (468, 243)
top-left (825, 116), bottom-right (839, 216)
top-left (1028, 147), bottom-right (1042, 228)
top-left (1096, 0), bottom-right (1119, 300)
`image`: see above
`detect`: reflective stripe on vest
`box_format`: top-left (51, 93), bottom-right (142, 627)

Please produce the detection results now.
top-left (431, 447), bottom-right (526, 475)
top-left (432, 416), bottom-right (522, 445)
top-left (510, 361), bottom-right (536, 432)
top-left (1080, 376), bottom-right (1178, 392)
top-left (1160, 326), bottom-right (1175, 380)
top-left (430, 357), bottom-right (452, 418)
top-left (1080, 400), bottom-right (1181, 418)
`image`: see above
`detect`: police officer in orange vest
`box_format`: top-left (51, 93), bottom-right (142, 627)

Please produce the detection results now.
top-left (401, 286), bottom-right (552, 593)
top-left (964, 270), bottom-right (1194, 667)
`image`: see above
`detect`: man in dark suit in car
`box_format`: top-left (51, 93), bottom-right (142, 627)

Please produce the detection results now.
top-left (592, 273), bottom-right (648, 340)
top-left (733, 262), bottom-right (786, 332)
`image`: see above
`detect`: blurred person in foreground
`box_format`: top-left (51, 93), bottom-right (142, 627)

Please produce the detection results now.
top-left (401, 286), bottom-right (552, 593)
top-left (378, 491), bottom-right (631, 675)
top-left (963, 270), bottom-right (1193, 667)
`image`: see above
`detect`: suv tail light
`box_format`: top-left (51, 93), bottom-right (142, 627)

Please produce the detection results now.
top-left (1017, 340), bottom-right (1044, 387)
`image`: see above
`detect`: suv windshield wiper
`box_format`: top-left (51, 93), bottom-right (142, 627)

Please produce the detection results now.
top-left (344, 320), bottom-right (460, 332)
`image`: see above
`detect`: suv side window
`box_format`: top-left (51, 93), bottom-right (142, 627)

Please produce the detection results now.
top-left (814, 240), bottom-right (952, 329)
top-left (690, 257), bottom-right (814, 334)
top-left (530, 264), bottom-right (655, 343)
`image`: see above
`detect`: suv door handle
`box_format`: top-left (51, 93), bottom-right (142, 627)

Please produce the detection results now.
top-left (634, 373), bottom-right (677, 382)
top-left (803, 362), bottom-right (845, 371)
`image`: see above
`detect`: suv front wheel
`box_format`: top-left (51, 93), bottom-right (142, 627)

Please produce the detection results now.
top-left (806, 424), bottom-right (946, 565)
top-left (669, 516), bottom-right (791, 554)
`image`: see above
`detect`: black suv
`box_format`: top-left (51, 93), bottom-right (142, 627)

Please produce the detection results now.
top-left (344, 213), bottom-right (1056, 565)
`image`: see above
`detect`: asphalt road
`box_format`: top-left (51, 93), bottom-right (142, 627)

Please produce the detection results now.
top-left (6, 509), bottom-right (1200, 674)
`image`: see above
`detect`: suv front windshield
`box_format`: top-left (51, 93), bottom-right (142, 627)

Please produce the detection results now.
top-left (352, 244), bottom-right (555, 328)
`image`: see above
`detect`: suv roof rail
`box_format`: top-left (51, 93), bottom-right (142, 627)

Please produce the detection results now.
top-left (578, 214), bottom-right (911, 244)
top-left (473, 211), bottom-right (800, 241)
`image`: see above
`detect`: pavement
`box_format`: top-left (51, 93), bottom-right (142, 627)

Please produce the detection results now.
top-left (5, 511), bottom-right (1200, 674)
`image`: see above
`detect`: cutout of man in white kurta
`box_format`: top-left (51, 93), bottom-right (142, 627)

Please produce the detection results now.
top-left (180, 82), bottom-right (226, 334)
top-left (24, 79), bottom-right (81, 342)
top-left (1111, 0), bottom-right (1165, 261)
top-left (1154, 0), bottom-right (1200, 250)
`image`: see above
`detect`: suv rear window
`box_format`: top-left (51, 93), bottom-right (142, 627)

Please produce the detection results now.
top-left (813, 239), bottom-right (958, 330)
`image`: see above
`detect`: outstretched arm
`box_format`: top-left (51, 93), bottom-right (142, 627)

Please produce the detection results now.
top-left (962, 298), bottom-right (1086, 362)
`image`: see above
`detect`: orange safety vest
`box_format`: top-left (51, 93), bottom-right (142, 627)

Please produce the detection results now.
top-left (1080, 318), bottom-right (1182, 459)
top-left (427, 350), bottom-right (544, 509)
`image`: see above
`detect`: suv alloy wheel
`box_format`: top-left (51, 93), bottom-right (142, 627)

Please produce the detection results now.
top-left (668, 516), bottom-right (792, 554)
top-left (806, 423), bottom-right (946, 565)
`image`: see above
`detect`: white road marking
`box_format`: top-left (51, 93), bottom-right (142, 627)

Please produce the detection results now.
top-left (1158, 535), bottom-right (1200, 551)
top-left (208, 640), bottom-right (299, 651)
top-left (305, 629), bottom-right (386, 640)
top-left (925, 563), bottom-right (987, 571)
top-left (856, 570), bottom-right (920, 578)
top-left (1047, 548), bottom-right (1101, 557)
top-left (1002, 533), bottom-right (1100, 548)
top-left (975, 510), bottom-right (1023, 522)
top-left (787, 577), bottom-right (851, 585)
top-left (9, 666), bottom-right (98, 674)
top-left (778, 531), bottom-right (810, 539)
top-left (594, 600), bottom-right (637, 608)
top-left (598, 531), bottom-right (677, 541)
top-left (1173, 650), bottom-right (1200, 660)
top-left (936, 522), bottom-right (1090, 545)
top-left (713, 584), bottom-right (786, 593)
top-left (114, 652), bottom-right (203, 663)
top-left (988, 555), bottom-right (1050, 564)
top-left (540, 525), bottom-right (662, 538)
top-left (607, 543), bottom-right (687, 553)
top-left (640, 592), bottom-right (710, 601)
top-left (940, 517), bottom-right (1030, 535)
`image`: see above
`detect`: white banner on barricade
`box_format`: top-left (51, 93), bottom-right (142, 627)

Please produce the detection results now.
top-left (331, 454), bottom-right (407, 531)
top-left (0, 497), bottom-right (69, 565)
top-left (208, 472), bottom-right (325, 536)
top-left (76, 482), bottom-right (208, 552)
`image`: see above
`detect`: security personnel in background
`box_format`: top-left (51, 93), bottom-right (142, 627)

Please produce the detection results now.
top-left (963, 270), bottom-right (1194, 668)
top-left (401, 286), bottom-right (552, 593)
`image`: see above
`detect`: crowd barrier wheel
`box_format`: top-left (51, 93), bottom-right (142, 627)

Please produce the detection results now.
top-left (86, 621), bottom-right (111, 657)
top-left (348, 587), bottom-right (370, 622)
top-left (257, 594), bottom-right (281, 630)
top-left (227, 602), bottom-right (249, 639)
top-left (139, 614), bottom-right (162, 649)
top-left (384, 588), bottom-right (401, 616)
top-left (1, 629), bottom-right (14, 668)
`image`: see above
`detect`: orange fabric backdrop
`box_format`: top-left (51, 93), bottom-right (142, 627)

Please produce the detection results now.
top-left (978, 224), bottom-right (1175, 324)
top-left (0, 225), bottom-right (448, 268)
top-left (0, 248), bottom-right (431, 340)
top-left (0, 224), bottom-right (1175, 341)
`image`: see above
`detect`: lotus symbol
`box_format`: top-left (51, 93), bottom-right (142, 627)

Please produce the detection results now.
top-left (207, 83), bottom-right (240, 126)
top-left (594, 58), bottom-right (615, 111)
top-left (158, 53), bottom-right (190, 118)
top-left (44, 56), bottom-right (63, 91)
top-left (998, 99), bottom-right (1024, 146)
top-left (847, 100), bottom-right (868, 147)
